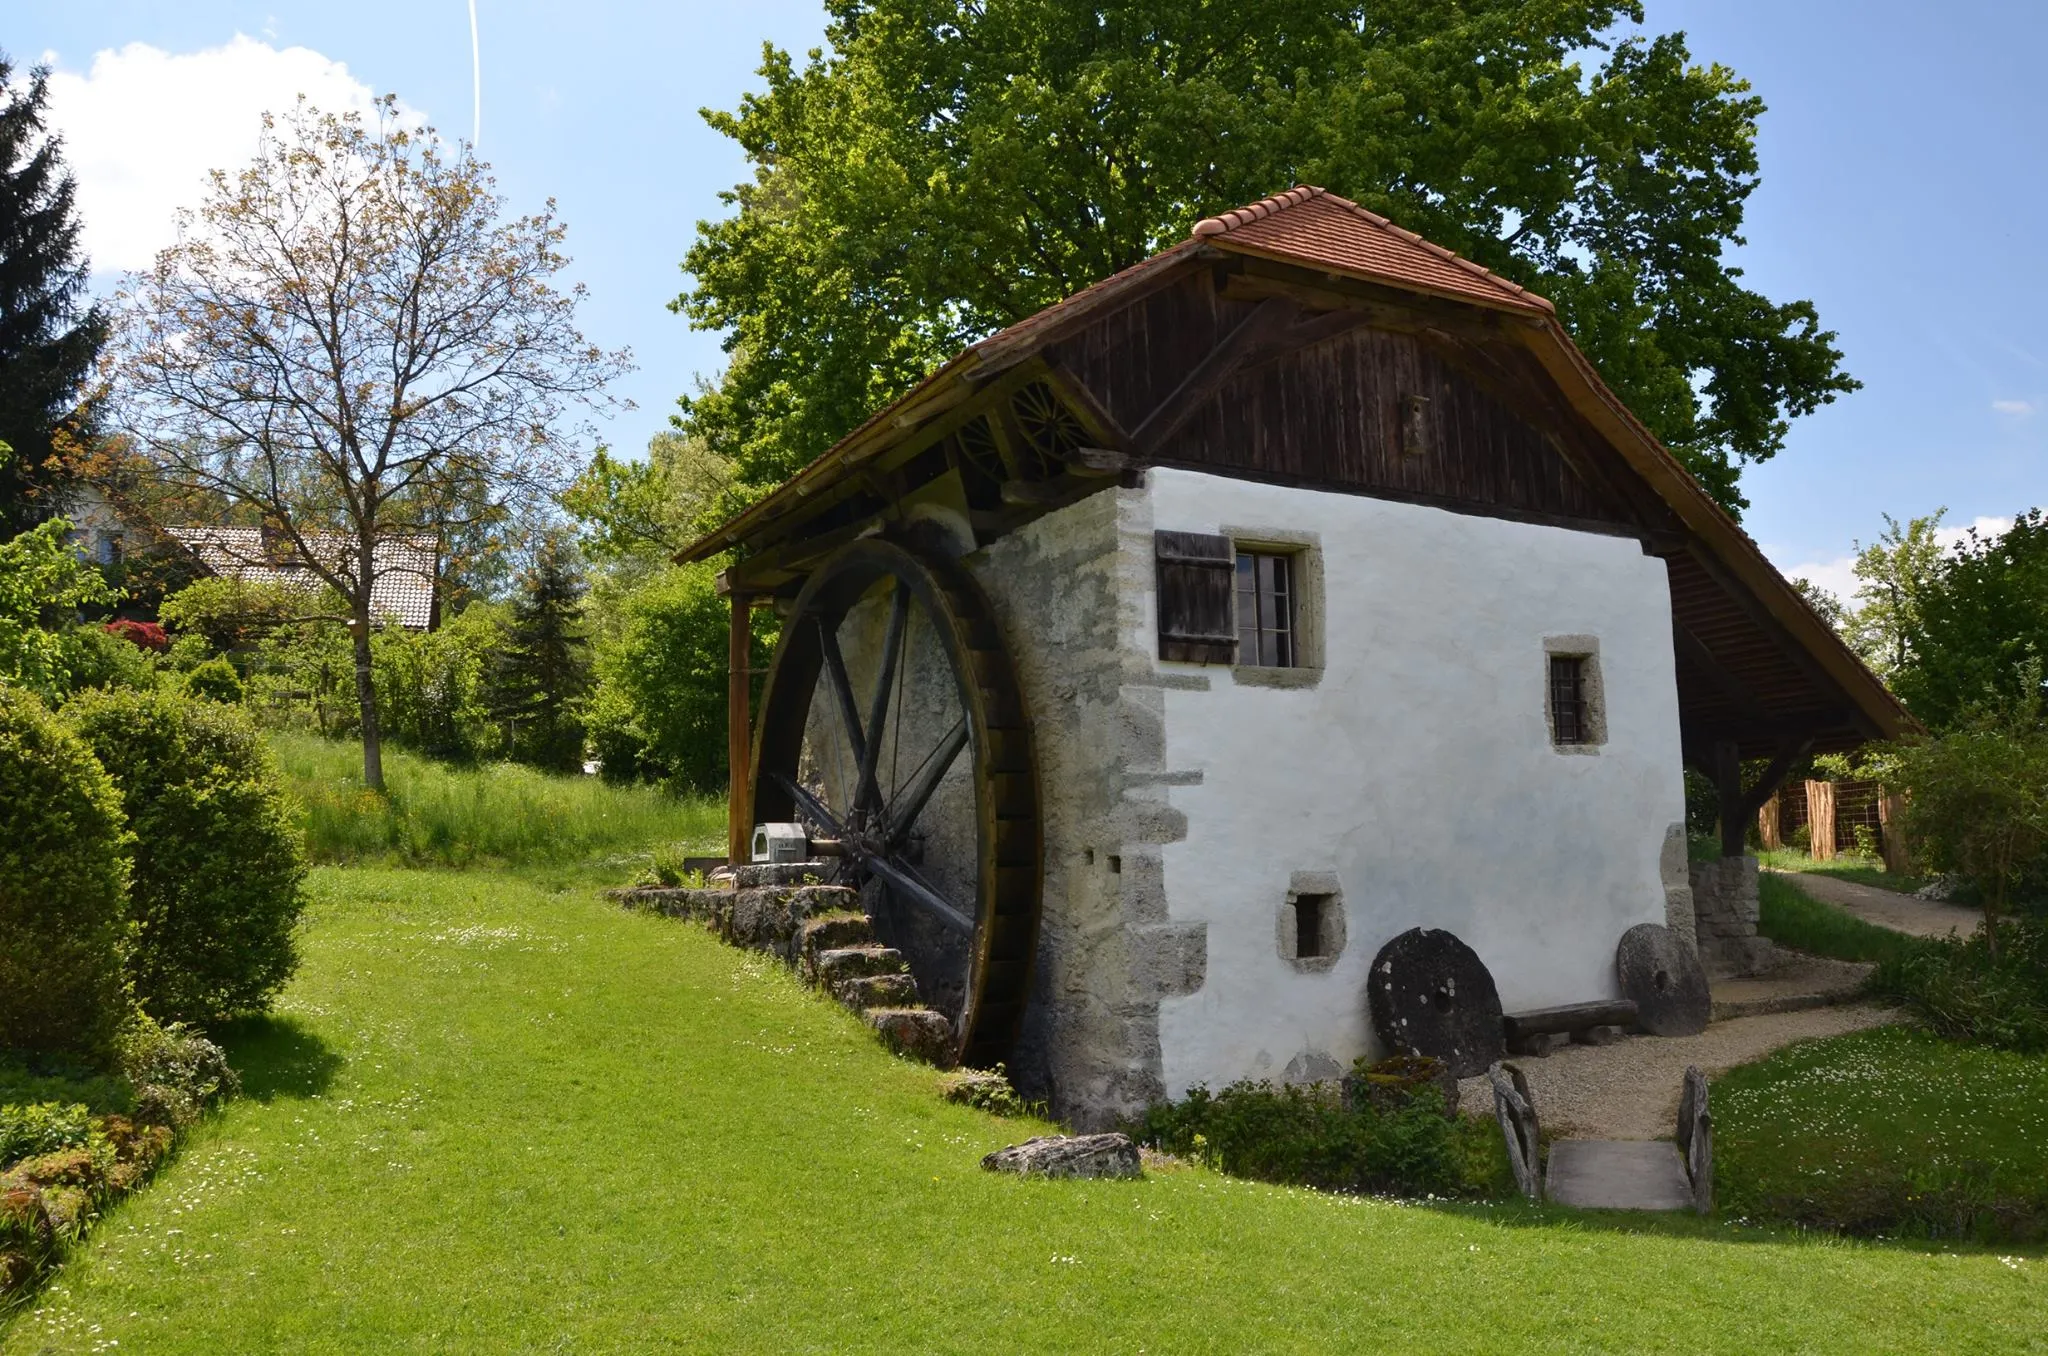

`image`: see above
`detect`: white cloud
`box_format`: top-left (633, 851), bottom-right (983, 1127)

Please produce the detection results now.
top-left (1991, 399), bottom-right (2035, 416)
top-left (1777, 553), bottom-right (1859, 606)
top-left (1934, 514), bottom-right (2016, 552)
top-left (1770, 514), bottom-right (2016, 611)
top-left (42, 36), bottom-right (416, 272)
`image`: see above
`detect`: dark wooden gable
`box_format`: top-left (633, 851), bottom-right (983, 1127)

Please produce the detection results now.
top-left (1044, 266), bottom-right (1642, 538)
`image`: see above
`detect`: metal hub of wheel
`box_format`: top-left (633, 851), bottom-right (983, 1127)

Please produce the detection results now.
top-left (749, 539), bottom-right (1042, 1069)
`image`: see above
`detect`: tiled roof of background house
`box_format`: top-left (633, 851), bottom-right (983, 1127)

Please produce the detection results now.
top-left (168, 526), bottom-right (439, 630)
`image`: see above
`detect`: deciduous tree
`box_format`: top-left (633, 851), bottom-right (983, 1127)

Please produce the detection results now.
top-left (1845, 510), bottom-right (1948, 679)
top-left (679, 0), bottom-right (1855, 515)
top-left (117, 99), bottom-right (628, 789)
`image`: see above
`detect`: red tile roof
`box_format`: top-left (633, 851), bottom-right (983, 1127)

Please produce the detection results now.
top-left (1193, 186), bottom-right (1553, 315)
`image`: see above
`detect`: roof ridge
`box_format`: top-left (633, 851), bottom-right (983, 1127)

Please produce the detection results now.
top-left (1190, 185), bottom-right (1325, 237)
top-left (1190, 184), bottom-right (1553, 315)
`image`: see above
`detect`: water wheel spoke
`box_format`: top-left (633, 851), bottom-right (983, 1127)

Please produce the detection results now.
top-left (885, 717), bottom-right (969, 848)
top-left (816, 616), bottom-right (867, 768)
top-left (862, 854), bottom-right (976, 938)
top-left (775, 770), bottom-right (973, 937)
top-left (774, 771), bottom-right (849, 841)
top-left (854, 582), bottom-right (911, 819)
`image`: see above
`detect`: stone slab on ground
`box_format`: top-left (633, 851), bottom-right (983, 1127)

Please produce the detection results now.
top-left (1710, 954), bottom-right (1874, 1021)
top-left (1774, 870), bottom-right (1980, 939)
top-left (1545, 1140), bottom-right (1693, 1211)
top-left (1456, 1002), bottom-right (1901, 1140)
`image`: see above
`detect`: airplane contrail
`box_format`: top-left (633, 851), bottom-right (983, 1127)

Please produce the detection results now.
top-left (468, 0), bottom-right (481, 148)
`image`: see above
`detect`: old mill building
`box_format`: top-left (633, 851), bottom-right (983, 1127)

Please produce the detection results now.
top-left (679, 187), bottom-right (1907, 1128)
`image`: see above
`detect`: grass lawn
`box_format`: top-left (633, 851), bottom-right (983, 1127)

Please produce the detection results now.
top-left (5, 868), bottom-right (2045, 1353)
top-left (1757, 847), bottom-right (1928, 896)
top-left (1718, 1026), bottom-right (2048, 1242)
top-left (269, 731), bottom-right (723, 870)
top-left (1757, 871), bottom-right (1930, 967)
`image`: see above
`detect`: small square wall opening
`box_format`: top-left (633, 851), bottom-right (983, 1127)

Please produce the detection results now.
top-left (1295, 893), bottom-right (1332, 958)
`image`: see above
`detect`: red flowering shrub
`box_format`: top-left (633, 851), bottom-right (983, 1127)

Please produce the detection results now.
top-left (102, 620), bottom-right (168, 653)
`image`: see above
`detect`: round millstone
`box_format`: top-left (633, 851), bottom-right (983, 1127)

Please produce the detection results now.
top-left (1616, 923), bottom-right (1711, 1036)
top-left (1366, 928), bottom-right (1504, 1079)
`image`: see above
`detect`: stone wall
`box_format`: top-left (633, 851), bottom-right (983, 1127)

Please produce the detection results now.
top-left (964, 485), bottom-right (1209, 1130)
top-left (1688, 855), bottom-right (1775, 977)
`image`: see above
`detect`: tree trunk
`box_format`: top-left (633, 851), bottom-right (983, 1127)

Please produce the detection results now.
top-left (1757, 793), bottom-right (1783, 851)
top-left (353, 610), bottom-right (385, 792)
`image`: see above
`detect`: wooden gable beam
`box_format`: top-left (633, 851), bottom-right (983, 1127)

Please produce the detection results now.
top-left (1129, 296), bottom-right (1300, 459)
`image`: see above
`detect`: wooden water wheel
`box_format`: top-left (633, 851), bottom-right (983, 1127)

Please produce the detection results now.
top-left (749, 539), bottom-right (1042, 1070)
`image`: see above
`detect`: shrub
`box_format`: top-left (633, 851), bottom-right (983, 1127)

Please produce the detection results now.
top-left (116, 1017), bottom-right (239, 1128)
top-left (0, 1103), bottom-right (95, 1169)
top-left (1135, 1074), bottom-right (1505, 1198)
top-left (182, 655), bottom-right (245, 704)
top-left (371, 603), bottom-right (510, 761)
top-left (103, 620), bottom-right (168, 653)
top-left (1875, 918), bottom-right (2048, 1052)
top-left (67, 690), bottom-right (306, 1025)
top-left (58, 624), bottom-right (159, 697)
top-left (0, 688), bottom-right (134, 1062)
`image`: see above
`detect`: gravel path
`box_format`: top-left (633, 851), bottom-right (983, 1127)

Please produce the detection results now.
top-left (1456, 1002), bottom-right (1904, 1140)
top-left (1775, 870), bottom-right (1981, 939)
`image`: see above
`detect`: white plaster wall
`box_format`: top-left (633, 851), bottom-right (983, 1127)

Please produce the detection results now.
top-left (1144, 468), bottom-right (1686, 1098)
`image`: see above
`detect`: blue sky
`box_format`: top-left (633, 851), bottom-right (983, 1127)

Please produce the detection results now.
top-left (13, 1), bottom-right (2043, 596)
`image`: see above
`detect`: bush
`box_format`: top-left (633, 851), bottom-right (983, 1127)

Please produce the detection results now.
top-left (0, 688), bottom-right (134, 1062)
top-left (182, 655), bottom-right (245, 704)
top-left (371, 603), bottom-right (510, 761)
top-left (67, 690), bottom-right (306, 1025)
top-left (1875, 918), bottom-right (2048, 1051)
top-left (587, 561), bottom-right (773, 791)
top-left (0, 1102), bottom-right (95, 1169)
top-left (1135, 1071), bottom-right (1507, 1198)
top-left (103, 620), bottom-right (169, 654)
top-left (116, 1017), bottom-right (239, 1128)
top-left (57, 624), bottom-right (159, 698)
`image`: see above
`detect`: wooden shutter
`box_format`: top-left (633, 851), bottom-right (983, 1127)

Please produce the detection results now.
top-left (1155, 530), bottom-right (1236, 664)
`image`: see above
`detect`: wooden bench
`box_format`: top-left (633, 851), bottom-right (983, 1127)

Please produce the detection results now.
top-left (1502, 999), bottom-right (1639, 1056)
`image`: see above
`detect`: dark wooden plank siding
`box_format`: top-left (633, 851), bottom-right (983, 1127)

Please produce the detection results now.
top-left (1050, 275), bottom-right (1633, 531)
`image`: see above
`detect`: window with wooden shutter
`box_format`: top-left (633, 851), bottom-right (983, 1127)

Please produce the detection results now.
top-left (1155, 530), bottom-right (1237, 664)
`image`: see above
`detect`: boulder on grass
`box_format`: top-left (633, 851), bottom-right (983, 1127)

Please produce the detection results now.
top-left (981, 1133), bottom-right (1141, 1180)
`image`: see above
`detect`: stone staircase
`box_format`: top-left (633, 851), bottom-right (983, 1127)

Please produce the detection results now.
top-left (609, 862), bottom-right (956, 1067)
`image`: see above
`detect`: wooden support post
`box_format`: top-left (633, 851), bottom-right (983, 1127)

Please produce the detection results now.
top-left (1805, 779), bottom-right (1837, 862)
top-left (1714, 740), bottom-right (1747, 860)
top-left (1757, 793), bottom-right (1783, 852)
top-left (1878, 788), bottom-right (1910, 875)
top-left (727, 588), bottom-right (754, 867)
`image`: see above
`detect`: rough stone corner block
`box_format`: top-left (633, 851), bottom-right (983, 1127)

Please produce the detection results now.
top-left (980, 1133), bottom-right (1142, 1180)
top-left (864, 1008), bottom-right (955, 1067)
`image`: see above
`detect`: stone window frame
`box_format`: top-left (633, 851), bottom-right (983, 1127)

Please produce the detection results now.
top-left (1220, 526), bottom-right (1325, 690)
top-left (1276, 871), bottom-right (1346, 974)
top-left (1542, 634), bottom-right (1607, 754)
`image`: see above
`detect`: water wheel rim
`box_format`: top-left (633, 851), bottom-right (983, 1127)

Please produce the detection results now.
top-left (748, 538), bottom-right (1043, 1069)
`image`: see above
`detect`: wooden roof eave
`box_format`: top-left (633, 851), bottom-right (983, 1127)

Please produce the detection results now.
top-left (1516, 318), bottom-right (1914, 746)
top-left (676, 239), bottom-right (1211, 567)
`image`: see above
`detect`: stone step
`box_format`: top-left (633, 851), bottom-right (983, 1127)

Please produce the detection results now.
top-left (1709, 956), bottom-right (1875, 1022)
top-left (799, 911), bottom-right (875, 960)
top-left (812, 944), bottom-right (907, 986)
top-left (605, 886), bottom-right (727, 921)
top-left (864, 1007), bottom-right (955, 1067)
top-left (731, 860), bottom-right (837, 889)
top-left (833, 972), bottom-right (922, 1011)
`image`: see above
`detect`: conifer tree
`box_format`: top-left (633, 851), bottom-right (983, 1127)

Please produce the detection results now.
top-left (494, 535), bottom-right (592, 772)
top-left (0, 52), bottom-right (109, 534)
